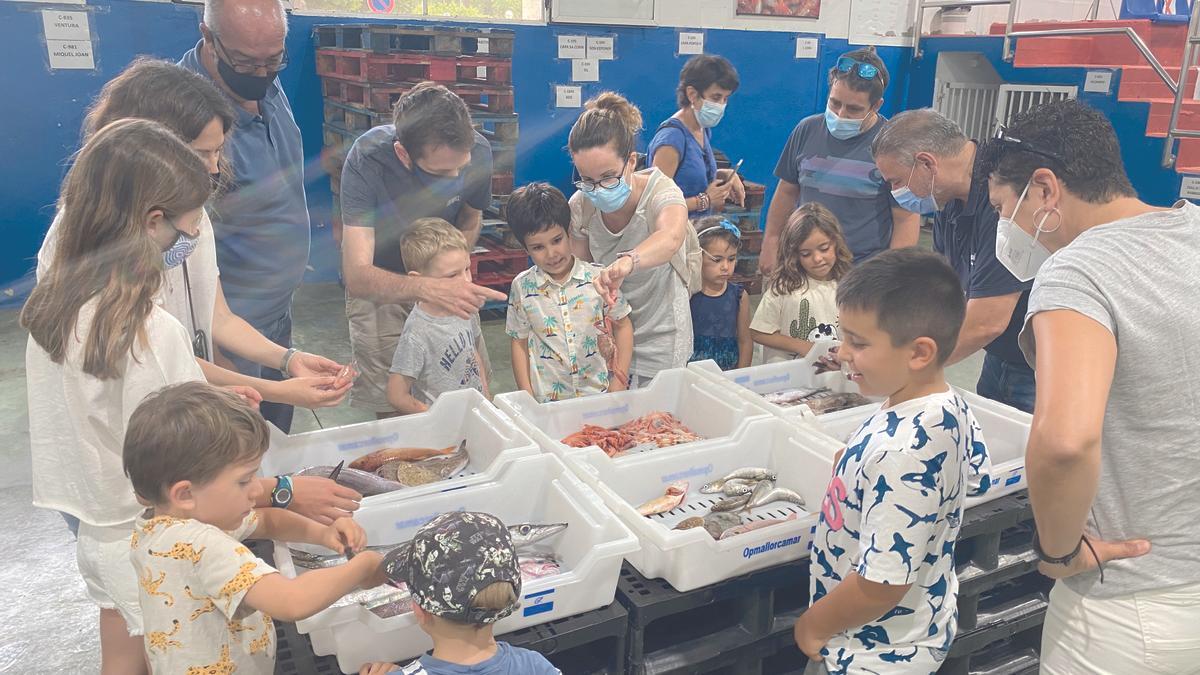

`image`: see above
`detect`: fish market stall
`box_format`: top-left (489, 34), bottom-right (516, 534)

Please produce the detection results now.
top-left (273, 453), bottom-right (638, 674)
top-left (258, 389), bottom-right (541, 503)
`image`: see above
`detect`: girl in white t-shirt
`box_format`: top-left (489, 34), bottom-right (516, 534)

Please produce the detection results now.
top-left (22, 119), bottom-right (214, 675)
top-left (750, 202), bottom-right (853, 363)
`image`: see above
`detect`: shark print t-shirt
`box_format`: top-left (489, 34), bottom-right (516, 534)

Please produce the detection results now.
top-left (131, 510), bottom-right (277, 675)
top-left (810, 389), bottom-right (992, 675)
top-left (390, 305), bottom-right (484, 405)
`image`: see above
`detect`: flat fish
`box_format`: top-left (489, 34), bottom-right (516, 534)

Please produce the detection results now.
top-left (294, 465), bottom-right (406, 497)
top-left (415, 450), bottom-right (471, 480)
top-left (637, 481), bottom-right (688, 517)
top-left (703, 512), bottom-right (742, 539)
top-left (710, 493), bottom-right (751, 513)
top-left (719, 467), bottom-right (778, 483)
top-left (377, 460), bottom-right (442, 487)
top-left (718, 513), bottom-right (799, 540)
top-left (350, 441), bottom-right (463, 473)
top-left (748, 486), bottom-right (806, 509)
top-left (673, 516), bottom-right (706, 531)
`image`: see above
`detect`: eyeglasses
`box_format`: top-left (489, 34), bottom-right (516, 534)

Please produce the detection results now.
top-left (573, 157), bottom-right (629, 192)
top-left (836, 56), bottom-right (880, 81)
top-left (211, 34), bottom-right (289, 75)
top-left (992, 127), bottom-right (1067, 165)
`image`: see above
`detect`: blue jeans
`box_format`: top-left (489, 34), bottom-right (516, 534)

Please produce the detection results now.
top-left (225, 312), bottom-right (295, 433)
top-left (976, 352), bottom-right (1036, 414)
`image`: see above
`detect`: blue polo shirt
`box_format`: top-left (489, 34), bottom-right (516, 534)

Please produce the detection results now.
top-left (647, 118), bottom-right (717, 217)
top-left (933, 145), bottom-right (1032, 366)
top-left (180, 40), bottom-right (310, 327)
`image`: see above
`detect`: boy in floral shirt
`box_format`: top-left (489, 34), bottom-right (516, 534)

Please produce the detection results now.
top-left (505, 183), bottom-right (633, 402)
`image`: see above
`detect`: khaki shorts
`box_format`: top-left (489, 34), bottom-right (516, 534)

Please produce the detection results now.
top-left (347, 295), bottom-right (412, 414)
top-left (77, 520), bottom-right (143, 635)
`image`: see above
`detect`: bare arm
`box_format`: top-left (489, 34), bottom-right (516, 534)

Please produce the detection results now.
top-left (386, 373), bottom-right (429, 415)
top-left (946, 293), bottom-right (1020, 366)
top-left (475, 348), bottom-right (489, 399)
top-left (751, 329), bottom-right (813, 358)
top-left (570, 233), bottom-right (593, 262)
top-left (761, 180), bottom-right (801, 275)
top-left (455, 204), bottom-right (483, 249)
top-left (242, 553), bottom-right (383, 623)
top-left (651, 145), bottom-right (682, 179)
top-left (211, 279), bottom-right (287, 368)
top-left (611, 315), bottom-right (634, 390)
top-left (793, 573), bottom-right (911, 658)
top-left (888, 206), bottom-right (921, 249)
top-left (510, 338), bottom-right (534, 396)
top-left (736, 290), bottom-right (753, 368)
top-left (595, 202), bottom-right (690, 303)
top-left (342, 224), bottom-right (430, 306)
top-left (198, 355), bottom-right (349, 409)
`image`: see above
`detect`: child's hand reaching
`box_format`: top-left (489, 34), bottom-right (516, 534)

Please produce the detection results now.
top-left (355, 551), bottom-right (389, 589)
top-left (321, 517), bottom-right (368, 556)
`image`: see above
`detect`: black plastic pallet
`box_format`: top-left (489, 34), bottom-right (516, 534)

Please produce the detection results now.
top-left (617, 561), bottom-right (809, 675)
top-left (503, 601), bottom-right (628, 675)
top-left (939, 623), bottom-right (1043, 675)
top-left (955, 492), bottom-right (1035, 573)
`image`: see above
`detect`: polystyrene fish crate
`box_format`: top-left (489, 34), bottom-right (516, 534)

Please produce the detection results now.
top-left (566, 415), bottom-right (842, 592)
top-left (815, 389), bottom-right (1032, 508)
top-left (259, 389), bottom-right (540, 503)
top-left (688, 339), bottom-right (880, 423)
top-left (272, 453), bottom-right (639, 674)
top-left (494, 367), bottom-right (772, 462)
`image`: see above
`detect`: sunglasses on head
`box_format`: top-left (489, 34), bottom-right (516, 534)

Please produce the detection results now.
top-left (992, 127), bottom-right (1068, 165)
top-left (836, 56), bottom-right (880, 81)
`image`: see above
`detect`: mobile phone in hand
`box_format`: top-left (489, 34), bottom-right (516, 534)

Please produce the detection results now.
top-left (721, 159), bottom-right (744, 185)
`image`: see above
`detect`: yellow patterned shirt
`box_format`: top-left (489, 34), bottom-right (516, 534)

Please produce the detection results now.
top-left (130, 510), bottom-right (277, 675)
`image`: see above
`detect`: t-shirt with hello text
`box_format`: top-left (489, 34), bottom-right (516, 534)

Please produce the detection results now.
top-left (389, 304), bottom-right (483, 405)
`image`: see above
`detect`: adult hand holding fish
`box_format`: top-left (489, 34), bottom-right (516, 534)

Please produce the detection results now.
top-left (288, 476), bottom-right (363, 525)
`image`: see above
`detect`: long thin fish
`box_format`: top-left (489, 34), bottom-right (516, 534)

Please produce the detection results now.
top-left (718, 467), bottom-right (777, 483)
top-left (718, 513), bottom-right (799, 540)
top-left (381, 522), bottom-right (569, 580)
top-left (295, 465), bottom-right (406, 497)
top-left (700, 477), bottom-right (756, 495)
top-left (748, 486), bottom-right (806, 509)
top-left (710, 493), bottom-right (751, 512)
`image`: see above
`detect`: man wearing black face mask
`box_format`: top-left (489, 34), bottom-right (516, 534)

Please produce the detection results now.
top-left (339, 82), bottom-right (503, 418)
top-left (180, 0), bottom-right (323, 433)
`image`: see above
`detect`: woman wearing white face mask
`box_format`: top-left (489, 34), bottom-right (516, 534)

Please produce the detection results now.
top-left (649, 55), bottom-right (745, 217)
top-left (761, 47), bottom-right (920, 274)
top-left (983, 99), bottom-right (1200, 674)
top-left (568, 92), bottom-right (693, 387)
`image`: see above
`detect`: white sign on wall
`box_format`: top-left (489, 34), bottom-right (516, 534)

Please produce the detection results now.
top-left (571, 58), bottom-right (600, 82)
top-left (795, 37), bottom-right (819, 59)
top-left (1180, 176), bottom-right (1200, 201)
top-left (678, 31), bottom-right (704, 55)
top-left (1084, 70), bottom-right (1114, 94)
top-left (47, 39), bottom-right (95, 69)
top-left (586, 36), bottom-right (615, 60)
top-left (555, 85), bottom-right (583, 108)
top-left (557, 35), bottom-right (587, 60)
top-left (42, 10), bottom-right (90, 40)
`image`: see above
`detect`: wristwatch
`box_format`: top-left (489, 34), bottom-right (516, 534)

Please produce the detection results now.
top-left (271, 475), bottom-right (294, 509)
top-left (280, 348), bottom-right (299, 378)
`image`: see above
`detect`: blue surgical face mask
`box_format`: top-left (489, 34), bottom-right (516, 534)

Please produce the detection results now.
top-left (891, 161), bottom-right (939, 215)
top-left (695, 99), bottom-right (726, 129)
top-left (825, 106), bottom-right (871, 140)
top-left (162, 226), bottom-right (198, 270)
top-left (413, 163), bottom-right (466, 204)
top-left (584, 178), bottom-right (633, 214)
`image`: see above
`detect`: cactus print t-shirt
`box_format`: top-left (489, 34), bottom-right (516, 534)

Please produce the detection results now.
top-left (810, 389), bottom-right (992, 675)
top-left (749, 278), bottom-right (839, 363)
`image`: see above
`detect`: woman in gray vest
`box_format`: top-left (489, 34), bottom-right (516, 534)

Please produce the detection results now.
top-left (568, 92), bottom-right (692, 387)
top-left (982, 99), bottom-right (1200, 673)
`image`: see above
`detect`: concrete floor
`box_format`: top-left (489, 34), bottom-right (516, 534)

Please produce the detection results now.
top-left (0, 279), bottom-right (984, 674)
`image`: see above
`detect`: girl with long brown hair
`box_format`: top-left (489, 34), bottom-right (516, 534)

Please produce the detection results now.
top-left (24, 118), bottom-right (210, 675)
top-left (750, 202), bottom-right (853, 363)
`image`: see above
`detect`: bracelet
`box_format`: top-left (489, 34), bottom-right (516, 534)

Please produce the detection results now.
top-left (615, 250), bottom-right (640, 273)
top-left (1033, 532), bottom-right (1106, 583)
top-left (696, 192), bottom-right (711, 212)
top-left (280, 347), bottom-right (299, 377)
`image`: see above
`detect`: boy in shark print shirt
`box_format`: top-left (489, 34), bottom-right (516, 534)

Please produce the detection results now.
top-left (795, 250), bottom-right (991, 674)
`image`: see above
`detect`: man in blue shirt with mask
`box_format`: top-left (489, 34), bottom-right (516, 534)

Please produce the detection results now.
top-left (339, 82), bottom-right (504, 417)
top-left (761, 48), bottom-right (920, 273)
top-left (871, 108), bottom-right (1035, 413)
top-left (180, 0), bottom-right (313, 432)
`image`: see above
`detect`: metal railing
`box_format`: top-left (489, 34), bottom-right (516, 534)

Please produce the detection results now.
top-left (1163, 4), bottom-right (1200, 167)
top-left (915, 0), bottom-right (1103, 60)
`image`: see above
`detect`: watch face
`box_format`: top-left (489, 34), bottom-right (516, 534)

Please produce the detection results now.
top-left (276, 488), bottom-right (292, 504)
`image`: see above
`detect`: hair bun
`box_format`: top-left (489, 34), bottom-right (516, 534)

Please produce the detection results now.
top-left (586, 91), bottom-right (644, 133)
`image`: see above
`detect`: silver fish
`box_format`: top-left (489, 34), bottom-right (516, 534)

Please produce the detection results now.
top-left (290, 542), bottom-right (405, 570)
top-left (294, 465), bottom-right (407, 497)
top-left (723, 482), bottom-right (757, 497)
top-left (381, 522), bottom-right (568, 579)
top-left (710, 493), bottom-right (752, 512)
top-left (748, 486), bottom-right (806, 509)
top-left (703, 512), bottom-right (741, 539)
top-left (719, 467), bottom-right (778, 483)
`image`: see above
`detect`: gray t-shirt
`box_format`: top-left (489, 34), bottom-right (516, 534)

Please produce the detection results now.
top-left (389, 304), bottom-right (483, 405)
top-left (1019, 202), bottom-right (1200, 598)
top-left (774, 113), bottom-right (898, 262)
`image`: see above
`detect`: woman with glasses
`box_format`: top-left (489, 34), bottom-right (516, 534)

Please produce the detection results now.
top-left (37, 60), bottom-right (363, 531)
top-left (981, 99), bottom-right (1200, 673)
top-left (761, 47), bottom-right (919, 273)
top-left (648, 54), bottom-right (746, 217)
top-left (567, 92), bottom-right (693, 387)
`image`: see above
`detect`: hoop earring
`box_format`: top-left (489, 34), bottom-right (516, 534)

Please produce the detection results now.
top-left (1032, 207), bottom-right (1063, 235)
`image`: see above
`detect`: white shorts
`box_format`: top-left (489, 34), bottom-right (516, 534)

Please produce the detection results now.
top-left (76, 520), bottom-right (143, 636)
top-left (1041, 579), bottom-right (1200, 675)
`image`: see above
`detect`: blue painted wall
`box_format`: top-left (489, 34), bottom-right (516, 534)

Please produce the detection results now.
top-left (906, 35), bottom-right (1184, 208)
top-left (0, 0), bottom-right (911, 295)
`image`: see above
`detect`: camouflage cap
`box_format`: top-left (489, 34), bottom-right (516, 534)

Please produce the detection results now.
top-left (389, 511), bottom-right (522, 625)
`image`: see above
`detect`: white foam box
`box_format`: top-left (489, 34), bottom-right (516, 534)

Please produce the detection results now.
top-left (566, 415), bottom-right (843, 592)
top-left (272, 453), bottom-right (639, 674)
top-left (494, 367), bottom-right (772, 461)
top-left (689, 339), bottom-right (880, 422)
top-left (259, 389), bottom-right (540, 503)
top-left (815, 389), bottom-right (1032, 508)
